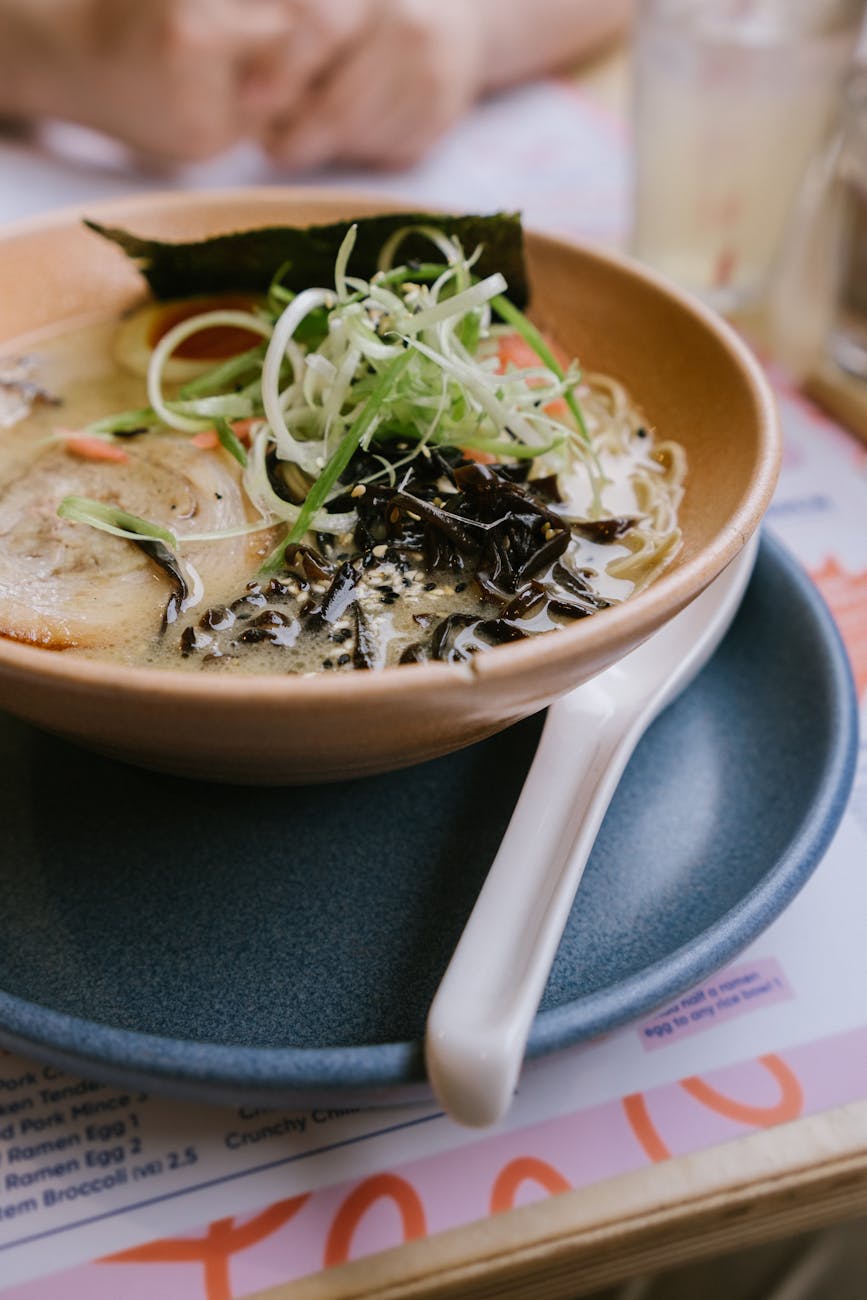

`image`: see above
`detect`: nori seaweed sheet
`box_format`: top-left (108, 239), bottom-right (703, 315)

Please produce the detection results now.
top-left (86, 211), bottom-right (528, 307)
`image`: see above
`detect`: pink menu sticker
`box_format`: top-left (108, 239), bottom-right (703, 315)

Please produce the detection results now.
top-left (638, 959), bottom-right (794, 1051)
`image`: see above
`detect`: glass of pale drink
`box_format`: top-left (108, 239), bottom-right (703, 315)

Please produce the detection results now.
top-left (632, 0), bottom-right (865, 313)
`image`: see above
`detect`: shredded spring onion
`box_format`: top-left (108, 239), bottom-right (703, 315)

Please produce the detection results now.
top-left (59, 222), bottom-right (609, 564)
top-left (147, 310), bottom-right (272, 433)
top-left (58, 496), bottom-right (177, 546)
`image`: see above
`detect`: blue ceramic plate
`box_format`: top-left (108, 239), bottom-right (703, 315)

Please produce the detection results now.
top-left (0, 532), bottom-right (857, 1105)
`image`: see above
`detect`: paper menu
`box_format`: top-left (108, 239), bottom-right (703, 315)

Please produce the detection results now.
top-left (0, 75), bottom-right (865, 1296)
top-left (6, 1027), bottom-right (867, 1299)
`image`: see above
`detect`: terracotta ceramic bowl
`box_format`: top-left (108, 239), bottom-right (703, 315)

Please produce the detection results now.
top-left (0, 189), bottom-right (780, 783)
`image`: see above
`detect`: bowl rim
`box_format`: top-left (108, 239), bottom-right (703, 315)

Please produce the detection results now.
top-left (0, 186), bottom-right (781, 702)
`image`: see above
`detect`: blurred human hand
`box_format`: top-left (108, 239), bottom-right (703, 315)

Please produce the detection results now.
top-left (0, 0), bottom-right (629, 167)
top-left (0, 0), bottom-right (373, 162)
top-left (265, 0), bottom-right (485, 171)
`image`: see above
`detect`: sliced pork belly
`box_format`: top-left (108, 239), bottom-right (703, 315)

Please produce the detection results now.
top-left (0, 436), bottom-right (265, 651)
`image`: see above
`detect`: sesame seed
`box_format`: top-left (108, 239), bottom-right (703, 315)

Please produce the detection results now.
top-left (351, 484), bottom-right (366, 499)
top-left (372, 543), bottom-right (388, 558)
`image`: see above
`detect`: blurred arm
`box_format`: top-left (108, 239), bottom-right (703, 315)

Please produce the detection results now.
top-left (265, 0), bottom-right (632, 171)
top-left (475, 0), bottom-right (632, 92)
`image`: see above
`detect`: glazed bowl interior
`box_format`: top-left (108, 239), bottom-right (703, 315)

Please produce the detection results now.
top-left (0, 189), bottom-right (780, 783)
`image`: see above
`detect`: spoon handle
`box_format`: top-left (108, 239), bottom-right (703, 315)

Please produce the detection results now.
top-left (425, 683), bottom-right (647, 1129)
top-left (425, 539), bottom-right (759, 1129)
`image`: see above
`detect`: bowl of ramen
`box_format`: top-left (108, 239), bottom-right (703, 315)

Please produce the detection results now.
top-left (0, 190), bottom-right (779, 783)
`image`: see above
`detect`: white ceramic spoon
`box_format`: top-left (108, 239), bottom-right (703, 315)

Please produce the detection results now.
top-left (425, 536), bottom-right (759, 1128)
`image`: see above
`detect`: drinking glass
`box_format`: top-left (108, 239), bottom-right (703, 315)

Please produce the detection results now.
top-left (632, 0), bottom-right (866, 313)
top-left (828, 71), bottom-right (867, 376)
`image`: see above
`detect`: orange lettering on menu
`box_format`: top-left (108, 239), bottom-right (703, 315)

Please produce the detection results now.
top-left (680, 1055), bottom-right (803, 1127)
top-left (324, 1173), bottom-right (426, 1267)
top-left (101, 1195), bottom-right (310, 1300)
top-left (623, 1093), bottom-right (672, 1164)
top-left (490, 1155), bottom-right (571, 1212)
top-left (623, 1054), bottom-right (804, 1166)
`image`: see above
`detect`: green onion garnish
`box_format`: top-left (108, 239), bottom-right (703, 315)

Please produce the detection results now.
top-left (214, 417), bottom-right (248, 467)
top-left (57, 497), bottom-right (177, 547)
top-left (492, 294), bottom-right (590, 443)
top-left (260, 350), bottom-right (412, 573)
